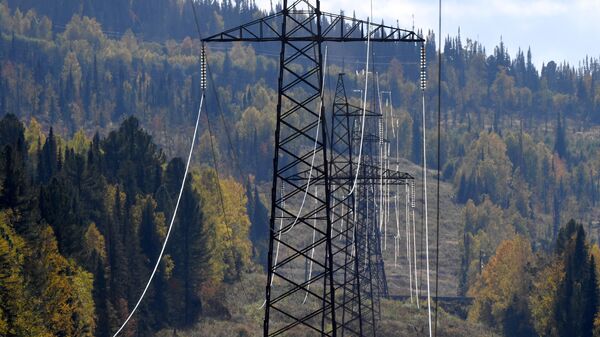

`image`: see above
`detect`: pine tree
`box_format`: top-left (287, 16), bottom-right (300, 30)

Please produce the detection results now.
top-left (554, 111), bottom-right (568, 159)
top-left (554, 221), bottom-right (599, 337)
top-left (101, 117), bottom-right (164, 200)
top-left (37, 127), bottom-right (58, 183)
top-left (583, 256), bottom-right (599, 336)
top-left (166, 158), bottom-right (211, 327)
top-left (458, 231), bottom-right (471, 296)
top-left (0, 115), bottom-right (30, 215)
top-left (247, 185), bottom-right (268, 268)
top-left (457, 174), bottom-right (468, 203)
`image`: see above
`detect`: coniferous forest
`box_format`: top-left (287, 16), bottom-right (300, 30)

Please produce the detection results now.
top-left (1, 0), bottom-right (600, 336)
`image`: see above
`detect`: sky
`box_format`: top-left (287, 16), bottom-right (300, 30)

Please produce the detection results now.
top-left (254, 0), bottom-right (600, 68)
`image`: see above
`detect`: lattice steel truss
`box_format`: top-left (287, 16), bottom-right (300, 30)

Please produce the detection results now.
top-left (329, 74), bottom-right (363, 336)
top-left (203, 1), bottom-right (423, 336)
top-left (330, 74), bottom-right (414, 336)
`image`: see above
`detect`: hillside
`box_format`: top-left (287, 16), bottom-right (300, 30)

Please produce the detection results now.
top-left (384, 158), bottom-right (465, 297)
top-left (155, 273), bottom-right (499, 337)
top-left (1, 0), bottom-right (600, 336)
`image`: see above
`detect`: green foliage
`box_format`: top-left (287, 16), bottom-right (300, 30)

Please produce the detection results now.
top-left (459, 197), bottom-right (516, 294)
top-left (468, 221), bottom-right (600, 337)
top-left (554, 221), bottom-right (598, 337)
top-left (0, 1), bottom-right (599, 335)
top-left (246, 184), bottom-right (269, 268)
top-left (0, 211), bottom-right (47, 336)
top-left (0, 209), bottom-right (97, 336)
top-left (193, 167), bottom-right (252, 283)
top-left (0, 113), bottom-right (257, 335)
top-left (164, 159), bottom-right (210, 327)
top-left (456, 131), bottom-right (512, 205)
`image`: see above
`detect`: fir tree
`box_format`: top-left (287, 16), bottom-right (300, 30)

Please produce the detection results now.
top-left (554, 111), bottom-right (568, 159)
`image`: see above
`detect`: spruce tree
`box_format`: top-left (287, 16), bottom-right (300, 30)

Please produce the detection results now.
top-left (248, 185), bottom-right (269, 268)
top-left (554, 221), bottom-right (599, 337)
top-left (554, 111), bottom-right (568, 159)
top-left (583, 256), bottom-right (599, 336)
top-left (37, 127), bottom-right (57, 183)
top-left (166, 158), bottom-right (211, 327)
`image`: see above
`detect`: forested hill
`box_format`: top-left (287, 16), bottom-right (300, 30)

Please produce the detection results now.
top-left (5, 0), bottom-right (267, 41)
top-left (0, 112), bottom-right (264, 336)
top-left (1, 0), bottom-right (600, 336)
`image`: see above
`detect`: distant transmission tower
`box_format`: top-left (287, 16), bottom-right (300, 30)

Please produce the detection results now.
top-left (202, 1), bottom-right (423, 335)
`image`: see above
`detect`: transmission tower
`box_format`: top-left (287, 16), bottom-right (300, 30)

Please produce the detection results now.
top-left (202, 1), bottom-right (423, 335)
top-left (330, 73), bottom-right (414, 336)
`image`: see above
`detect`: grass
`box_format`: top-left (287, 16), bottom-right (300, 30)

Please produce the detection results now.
top-left (383, 158), bottom-right (466, 297)
top-left (157, 272), bottom-right (498, 337)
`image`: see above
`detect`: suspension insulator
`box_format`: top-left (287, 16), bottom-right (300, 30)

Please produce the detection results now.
top-left (379, 119), bottom-right (384, 145)
top-left (411, 180), bottom-right (416, 208)
top-left (201, 43), bottom-right (207, 90)
top-left (420, 44), bottom-right (427, 91)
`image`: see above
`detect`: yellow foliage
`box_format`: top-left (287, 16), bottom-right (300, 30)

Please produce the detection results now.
top-left (60, 15), bottom-right (107, 48)
top-left (457, 131), bottom-right (512, 204)
top-left (193, 168), bottom-right (252, 282)
top-left (594, 313), bottom-right (600, 337)
top-left (70, 268), bottom-right (96, 337)
top-left (463, 197), bottom-right (516, 289)
top-left (529, 260), bottom-right (564, 337)
top-left (468, 236), bottom-right (532, 327)
top-left (61, 52), bottom-right (82, 96)
top-left (82, 223), bottom-right (107, 262)
top-left (104, 184), bottom-right (127, 219)
top-left (68, 129), bottom-right (90, 155)
top-left (491, 70), bottom-right (516, 108)
top-left (25, 117), bottom-right (45, 155)
top-left (37, 226), bottom-right (96, 337)
top-left (228, 42), bottom-right (257, 74)
top-left (591, 244), bottom-right (600, 277)
top-left (1, 212), bottom-right (95, 336)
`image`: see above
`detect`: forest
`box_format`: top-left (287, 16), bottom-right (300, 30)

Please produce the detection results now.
top-left (1, 0), bottom-right (600, 336)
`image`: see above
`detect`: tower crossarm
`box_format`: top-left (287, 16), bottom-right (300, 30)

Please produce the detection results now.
top-left (202, 5), bottom-right (424, 43)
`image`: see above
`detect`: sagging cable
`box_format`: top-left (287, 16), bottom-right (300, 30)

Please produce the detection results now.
top-left (112, 50), bottom-right (207, 337)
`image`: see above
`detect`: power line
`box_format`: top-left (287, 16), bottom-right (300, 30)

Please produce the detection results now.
top-left (112, 84), bottom-right (205, 337)
top-left (421, 43), bottom-right (433, 337)
top-left (111, 4), bottom-right (211, 334)
top-left (190, 0), bottom-right (252, 299)
top-left (434, 0), bottom-right (443, 335)
top-left (348, 15), bottom-right (372, 196)
top-left (205, 60), bottom-right (247, 184)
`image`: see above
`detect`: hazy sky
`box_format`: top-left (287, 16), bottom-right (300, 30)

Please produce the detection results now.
top-left (254, 0), bottom-right (600, 68)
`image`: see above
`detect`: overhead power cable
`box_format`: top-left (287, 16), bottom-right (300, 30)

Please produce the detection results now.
top-left (111, 5), bottom-right (211, 335)
top-left (405, 183), bottom-right (413, 303)
top-left (421, 43), bottom-right (434, 337)
top-left (435, 0), bottom-right (443, 335)
top-left (190, 0), bottom-right (252, 305)
top-left (348, 15), bottom-right (371, 196)
top-left (411, 180), bottom-right (419, 308)
top-left (112, 85), bottom-right (205, 337)
top-left (303, 186), bottom-right (319, 304)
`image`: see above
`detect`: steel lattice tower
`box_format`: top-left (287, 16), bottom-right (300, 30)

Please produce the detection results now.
top-left (330, 74), bottom-right (362, 336)
top-left (330, 74), bottom-right (414, 336)
top-left (202, 1), bottom-right (423, 335)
